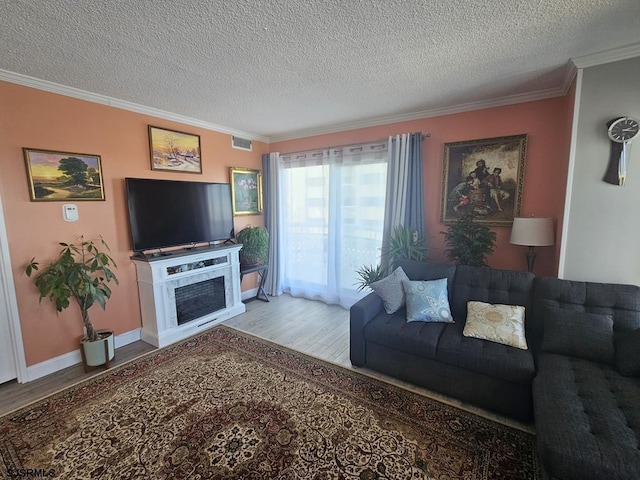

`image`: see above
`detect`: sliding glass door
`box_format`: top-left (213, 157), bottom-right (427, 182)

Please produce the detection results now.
top-left (279, 144), bottom-right (387, 307)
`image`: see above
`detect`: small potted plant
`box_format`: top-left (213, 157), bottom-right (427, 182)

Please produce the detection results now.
top-left (236, 225), bottom-right (269, 267)
top-left (25, 236), bottom-right (119, 371)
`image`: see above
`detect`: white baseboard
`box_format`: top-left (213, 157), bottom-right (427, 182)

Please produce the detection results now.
top-left (241, 288), bottom-right (258, 301)
top-left (25, 328), bottom-right (142, 382)
top-left (114, 328), bottom-right (142, 348)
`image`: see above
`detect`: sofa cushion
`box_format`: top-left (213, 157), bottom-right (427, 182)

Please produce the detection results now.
top-left (435, 320), bottom-right (535, 385)
top-left (616, 328), bottom-right (640, 376)
top-left (363, 310), bottom-right (448, 359)
top-left (393, 259), bottom-right (456, 286)
top-left (533, 353), bottom-right (640, 480)
top-left (541, 306), bottom-right (614, 365)
top-left (369, 266), bottom-right (410, 314)
top-left (463, 301), bottom-right (527, 349)
top-left (402, 278), bottom-right (453, 323)
top-left (532, 277), bottom-right (640, 354)
top-left (451, 265), bottom-right (534, 329)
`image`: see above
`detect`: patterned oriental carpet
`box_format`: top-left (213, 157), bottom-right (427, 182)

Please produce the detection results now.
top-left (0, 326), bottom-right (540, 479)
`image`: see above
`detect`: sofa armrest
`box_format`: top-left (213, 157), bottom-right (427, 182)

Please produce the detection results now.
top-left (350, 292), bottom-right (383, 367)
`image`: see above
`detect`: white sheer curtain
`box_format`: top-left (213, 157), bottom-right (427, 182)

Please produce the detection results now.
top-left (279, 142), bottom-right (388, 308)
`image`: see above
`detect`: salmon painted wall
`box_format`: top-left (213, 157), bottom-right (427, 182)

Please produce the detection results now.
top-left (271, 95), bottom-right (574, 276)
top-left (0, 81), bottom-right (267, 367)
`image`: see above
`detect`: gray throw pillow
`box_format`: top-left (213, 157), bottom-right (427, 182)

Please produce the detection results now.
top-left (615, 328), bottom-right (640, 376)
top-left (401, 278), bottom-right (454, 323)
top-left (541, 307), bottom-right (614, 365)
top-left (369, 266), bottom-right (410, 314)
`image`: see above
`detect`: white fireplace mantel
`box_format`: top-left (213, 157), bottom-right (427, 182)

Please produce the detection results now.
top-left (131, 244), bottom-right (245, 348)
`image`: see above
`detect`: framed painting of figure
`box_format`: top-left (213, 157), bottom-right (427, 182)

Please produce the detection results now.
top-left (440, 134), bottom-right (527, 226)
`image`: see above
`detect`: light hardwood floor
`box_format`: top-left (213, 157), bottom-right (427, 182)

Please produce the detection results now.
top-left (225, 293), bottom-right (351, 368)
top-left (0, 294), bottom-right (530, 431)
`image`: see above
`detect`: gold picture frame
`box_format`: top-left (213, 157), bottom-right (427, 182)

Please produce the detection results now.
top-left (23, 148), bottom-right (105, 201)
top-left (229, 167), bottom-right (263, 216)
top-left (148, 125), bottom-right (202, 173)
top-left (440, 134), bottom-right (527, 226)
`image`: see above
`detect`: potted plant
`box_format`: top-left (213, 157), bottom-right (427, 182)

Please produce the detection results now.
top-left (382, 225), bottom-right (428, 263)
top-left (25, 236), bottom-right (119, 371)
top-left (355, 225), bottom-right (427, 291)
top-left (441, 211), bottom-right (497, 266)
top-left (354, 264), bottom-right (386, 292)
top-left (236, 225), bottom-right (269, 267)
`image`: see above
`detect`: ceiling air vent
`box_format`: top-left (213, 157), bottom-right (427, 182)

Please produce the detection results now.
top-left (231, 136), bottom-right (252, 152)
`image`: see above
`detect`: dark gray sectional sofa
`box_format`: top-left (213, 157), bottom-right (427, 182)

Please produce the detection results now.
top-left (349, 260), bottom-right (640, 480)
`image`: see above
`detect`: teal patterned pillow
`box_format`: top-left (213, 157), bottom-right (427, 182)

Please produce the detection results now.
top-left (402, 278), bottom-right (454, 323)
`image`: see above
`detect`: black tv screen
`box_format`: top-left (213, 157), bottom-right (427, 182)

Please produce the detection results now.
top-left (125, 178), bottom-right (235, 252)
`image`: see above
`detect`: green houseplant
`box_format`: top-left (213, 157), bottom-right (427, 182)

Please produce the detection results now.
top-left (25, 236), bottom-right (119, 369)
top-left (354, 264), bottom-right (386, 292)
top-left (355, 225), bottom-right (428, 291)
top-left (441, 211), bottom-right (497, 266)
top-left (382, 225), bottom-right (428, 263)
top-left (236, 225), bottom-right (269, 266)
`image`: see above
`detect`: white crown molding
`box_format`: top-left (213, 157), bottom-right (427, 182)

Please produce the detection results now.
top-left (268, 86), bottom-right (567, 143)
top-left (0, 70), bottom-right (270, 144)
top-left (571, 43), bottom-right (640, 69)
top-left (6, 45), bottom-right (633, 147)
top-left (560, 62), bottom-right (578, 95)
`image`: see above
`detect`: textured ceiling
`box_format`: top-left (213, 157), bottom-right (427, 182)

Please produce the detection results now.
top-left (1, 0), bottom-right (640, 141)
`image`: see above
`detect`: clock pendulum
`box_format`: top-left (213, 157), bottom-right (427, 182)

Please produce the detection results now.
top-left (604, 116), bottom-right (640, 186)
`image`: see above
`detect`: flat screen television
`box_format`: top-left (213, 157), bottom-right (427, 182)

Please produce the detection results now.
top-left (125, 177), bottom-right (235, 253)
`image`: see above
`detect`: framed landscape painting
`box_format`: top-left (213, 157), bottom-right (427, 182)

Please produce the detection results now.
top-left (23, 148), bottom-right (105, 201)
top-left (440, 134), bottom-right (527, 226)
top-left (149, 126), bottom-right (202, 173)
top-left (229, 167), bottom-right (263, 216)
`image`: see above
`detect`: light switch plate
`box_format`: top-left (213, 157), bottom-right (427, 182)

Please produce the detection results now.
top-left (62, 204), bottom-right (79, 222)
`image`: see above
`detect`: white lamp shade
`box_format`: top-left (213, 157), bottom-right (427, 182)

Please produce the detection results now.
top-left (510, 217), bottom-right (555, 247)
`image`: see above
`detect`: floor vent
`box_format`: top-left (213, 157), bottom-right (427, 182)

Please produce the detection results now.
top-left (232, 136), bottom-right (252, 151)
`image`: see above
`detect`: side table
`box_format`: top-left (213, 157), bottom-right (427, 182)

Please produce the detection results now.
top-left (240, 264), bottom-right (269, 302)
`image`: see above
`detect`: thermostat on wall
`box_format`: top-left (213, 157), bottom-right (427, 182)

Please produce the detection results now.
top-left (62, 204), bottom-right (79, 222)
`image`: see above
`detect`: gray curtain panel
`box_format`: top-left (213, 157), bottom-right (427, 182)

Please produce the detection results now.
top-left (404, 133), bottom-right (425, 236)
top-left (261, 152), bottom-right (282, 296)
top-left (382, 133), bottom-right (426, 270)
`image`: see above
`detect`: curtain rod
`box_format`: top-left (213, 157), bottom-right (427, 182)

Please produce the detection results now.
top-left (280, 132), bottom-right (431, 156)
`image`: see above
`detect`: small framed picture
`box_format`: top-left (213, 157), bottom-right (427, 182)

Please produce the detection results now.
top-left (148, 125), bottom-right (202, 173)
top-left (23, 148), bottom-right (105, 201)
top-left (440, 134), bottom-right (527, 226)
top-left (229, 167), bottom-right (263, 216)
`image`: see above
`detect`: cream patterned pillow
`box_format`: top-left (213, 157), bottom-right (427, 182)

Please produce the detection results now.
top-left (463, 301), bottom-right (528, 349)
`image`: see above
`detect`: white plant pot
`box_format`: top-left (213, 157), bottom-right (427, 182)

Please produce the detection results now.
top-left (81, 331), bottom-right (115, 367)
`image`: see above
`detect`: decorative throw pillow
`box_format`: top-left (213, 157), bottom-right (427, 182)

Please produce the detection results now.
top-left (401, 278), bottom-right (453, 323)
top-left (615, 328), bottom-right (640, 376)
top-left (463, 301), bottom-right (528, 349)
top-left (369, 266), bottom-right (410, 314)
top-left (541, 307), bottom-right (614, 365)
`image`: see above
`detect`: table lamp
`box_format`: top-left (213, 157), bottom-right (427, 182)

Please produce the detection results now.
top-left (510, 217), bottom-right (554, 273)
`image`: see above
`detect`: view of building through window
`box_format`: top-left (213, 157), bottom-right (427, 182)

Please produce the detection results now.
top-left (280, 157), bottom-right (387, 307)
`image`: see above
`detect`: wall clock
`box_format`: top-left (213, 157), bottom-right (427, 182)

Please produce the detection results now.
top-left (603, 116), bottom-right (640, 186)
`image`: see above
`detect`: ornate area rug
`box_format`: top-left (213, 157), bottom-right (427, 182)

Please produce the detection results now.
top-left (0, 326), bottom-right (539, 479)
